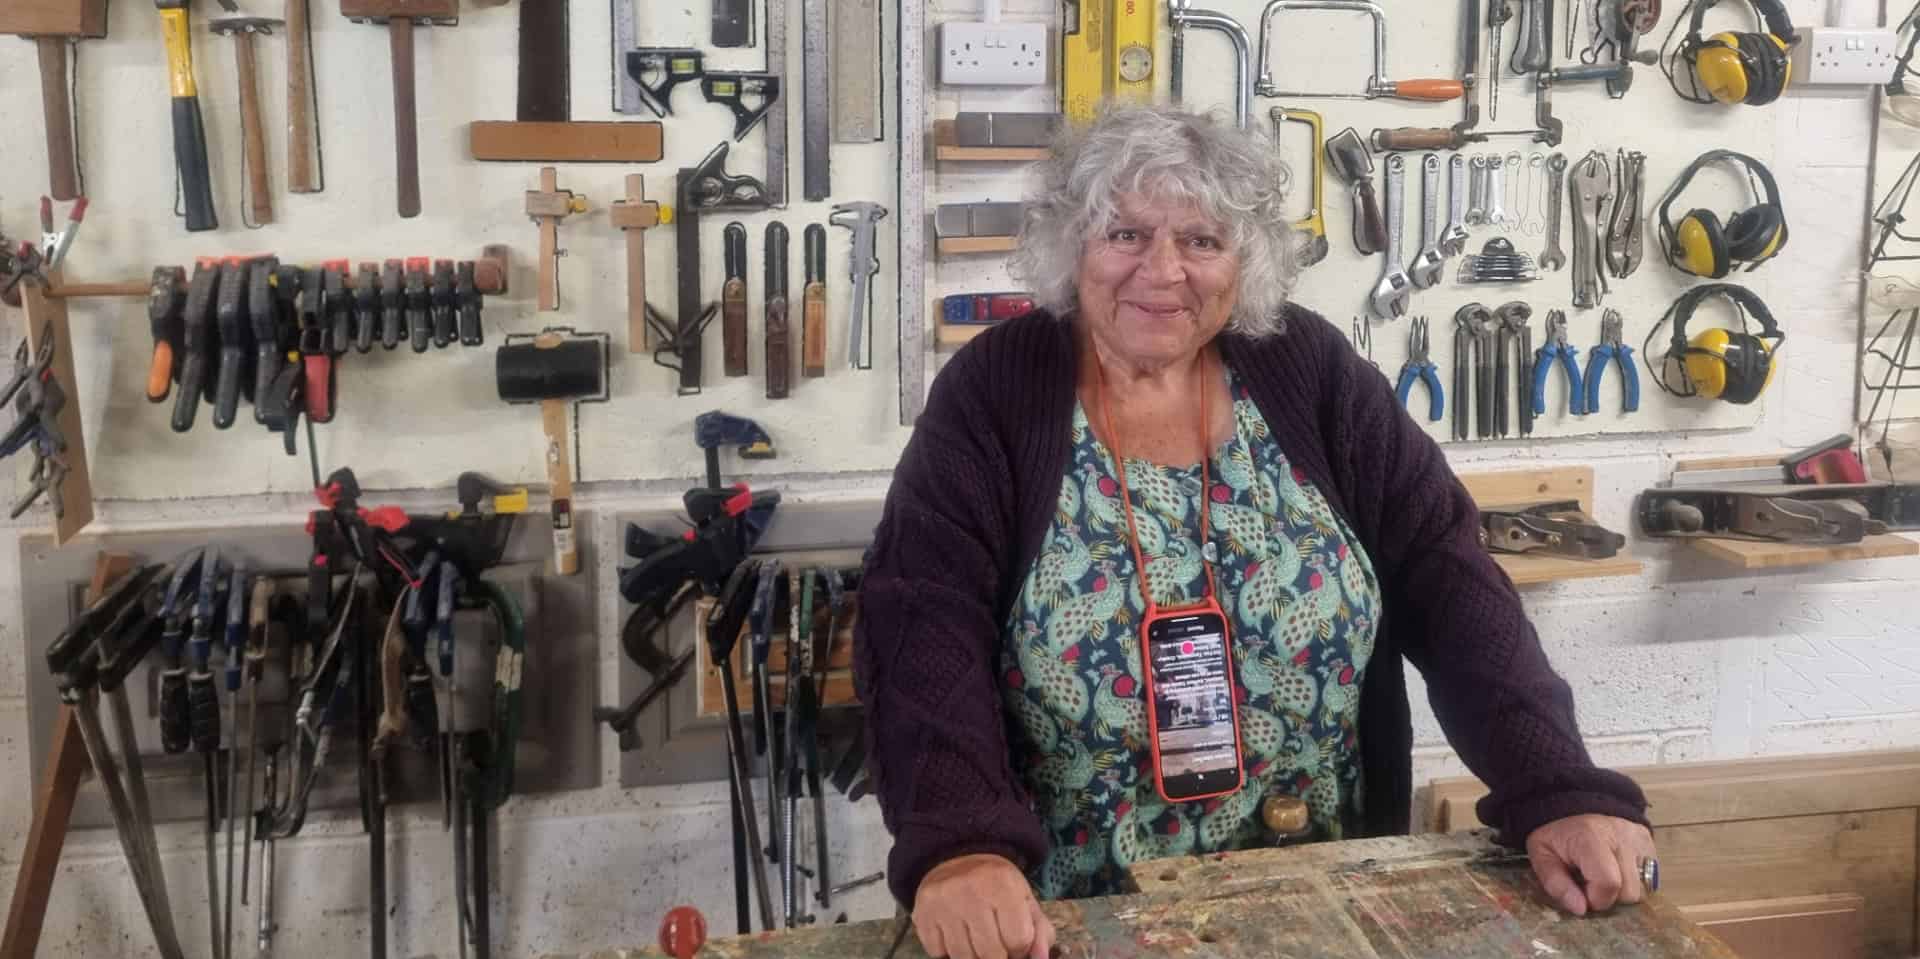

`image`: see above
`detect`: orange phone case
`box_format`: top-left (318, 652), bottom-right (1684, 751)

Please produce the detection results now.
top-left (1139, 601), bottom-right (1245, 805)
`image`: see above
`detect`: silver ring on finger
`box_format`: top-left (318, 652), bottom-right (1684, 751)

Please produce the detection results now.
top-left (1638, 856), bottom-right (1660, 893)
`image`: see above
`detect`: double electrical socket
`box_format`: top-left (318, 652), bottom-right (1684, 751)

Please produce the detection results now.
top-left (1789, 27), bottom-right (1899, 86)
top-left (939, 21), bottom-right (1049, 85)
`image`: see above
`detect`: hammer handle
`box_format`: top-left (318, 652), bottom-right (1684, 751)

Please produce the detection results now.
top-left (161, 7), bottom-right (219, 231)
top-left (389, 18), bottom-right (422, 218)
top-left (542, 399), bottom-right (579, 576)
top-left (235, 35), bottom-right (275, 225)
top-left (37, 38), bottom-right (79, 202)
top-left (286, 0), bottom-right (319, 193)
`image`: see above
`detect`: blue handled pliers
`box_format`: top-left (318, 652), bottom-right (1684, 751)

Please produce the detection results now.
top-left (1584, 309), bottom-right (1641, 413)
top-left (1532, 310), bottom-right (1586, 416)
top-left (1394, 316), bottom-right (1444, 422)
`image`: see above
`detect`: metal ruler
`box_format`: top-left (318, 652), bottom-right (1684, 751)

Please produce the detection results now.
top-left (832, 0), bottom-right (884, 143)
top-left (1062, 0), bottom-right (1157, 122)
top-left (802, 0), bottom-right (831, 199)
top-left (611, 0), bottom-right (642, 114)
top-left (896, 0), bottom-right (926, 425)
top-left (766, 0), bottom-right (789, 206)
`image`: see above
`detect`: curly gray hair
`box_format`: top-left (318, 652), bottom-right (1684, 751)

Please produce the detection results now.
top-left (1009, 103), bottom-right (1298, 338)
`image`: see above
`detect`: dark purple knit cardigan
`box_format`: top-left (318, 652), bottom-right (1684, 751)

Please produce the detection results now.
top-left (854, 307), bottom-right (1648, 905)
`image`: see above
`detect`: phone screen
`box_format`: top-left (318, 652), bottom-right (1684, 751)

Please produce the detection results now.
top-left (1145, 610), bottom-right (1243, 803)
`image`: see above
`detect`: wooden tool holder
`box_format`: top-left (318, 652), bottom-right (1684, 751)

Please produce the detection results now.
top-left (1458, 465), bottom-right (1644, 585)
top-left (691, 588), bottom-right (860, 720)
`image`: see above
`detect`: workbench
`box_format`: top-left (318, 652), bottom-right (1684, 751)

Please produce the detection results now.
top-left (556, 832), bottom-right (1736, 958)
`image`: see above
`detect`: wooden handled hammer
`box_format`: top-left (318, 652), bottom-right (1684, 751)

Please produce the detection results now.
top-left (210, 18), bottom-right (281, 225)
top-left (0, 0), bottom-right (108, 201)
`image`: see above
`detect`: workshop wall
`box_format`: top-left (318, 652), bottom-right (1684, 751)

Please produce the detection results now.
top-left (4, 0), bottom-right (1920, 956)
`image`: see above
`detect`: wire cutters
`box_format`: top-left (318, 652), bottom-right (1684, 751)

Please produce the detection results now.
top-left (1532, 309), bottom-right (1587, 416)
top-left (1395, 316), bottom-right (1445, 422)
top-left (1584, 308), bottom-right (1640, 413)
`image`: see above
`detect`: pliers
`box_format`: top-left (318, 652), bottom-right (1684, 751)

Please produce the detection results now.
top-left (1584, 308), bottom-right (1640, 413)
top-left (1532, 309), bottom-right (1587, 416)
top-left (1394, 316), bottom-right (1445, 422)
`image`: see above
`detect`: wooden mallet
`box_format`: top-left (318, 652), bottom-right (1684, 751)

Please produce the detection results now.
top-left (0, 0), bottom-right (108, 201)
top-left (341, 0), bottom-right (457, 218)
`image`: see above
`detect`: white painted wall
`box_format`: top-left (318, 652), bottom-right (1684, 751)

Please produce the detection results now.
top-left (3, 0), bottom-right (1918, 956)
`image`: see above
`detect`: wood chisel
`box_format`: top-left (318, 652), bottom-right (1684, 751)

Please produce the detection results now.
top-left (722, 222), bottom-right (750, 377)
top-left (1063, 0), bottom-right (1157, 123)
top-left (765, 223), bottom-right (791, 397)
top-left (802, 224), bottom-right (827, 378)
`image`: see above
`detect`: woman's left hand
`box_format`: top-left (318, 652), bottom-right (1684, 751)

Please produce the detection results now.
top-left (1525, 814), bottom-right (1657, 916)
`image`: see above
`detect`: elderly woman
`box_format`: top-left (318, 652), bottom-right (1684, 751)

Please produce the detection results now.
top-left (854, 104), bottom-right (1653, 959)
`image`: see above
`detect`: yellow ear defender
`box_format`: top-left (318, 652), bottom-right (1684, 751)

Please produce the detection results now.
top-left (1657, 283), bottom-right (1784, 405)
top-left (1657, 150), bottom-right (1790, 278)
top-left (1680, 0), bottom-right (1797, 105)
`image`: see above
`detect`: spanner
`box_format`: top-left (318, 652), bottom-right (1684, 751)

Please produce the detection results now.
top-left (1409, 154), bottom-right (1446, 288)
top-left (829, 201), bottom-right (887, 369)
top-left (1441, 154), bottom-right (1470, 255)
top-left (1605, 149), bottom-right (1646, 279)
top-left (1487, 156), bottom-right (1509, 230)
top-left (1369, 155), bottom-right (1413, 319)
top-left (1466, 155), bottom-right (1489, 226)
top-left (1538, 152), bottom-right (1567, 272)
top-left (1568, 151), bottom-right (1611, 308)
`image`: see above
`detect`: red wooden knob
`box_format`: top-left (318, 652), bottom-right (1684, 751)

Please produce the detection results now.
top-left (659, 905), bottom-right (707, 959)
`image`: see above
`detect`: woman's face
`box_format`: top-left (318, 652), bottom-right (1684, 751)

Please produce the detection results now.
top-left (1076, 193), bottom-right (1240, 368)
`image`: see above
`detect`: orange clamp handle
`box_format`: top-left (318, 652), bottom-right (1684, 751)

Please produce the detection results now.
top-left (147, 341), bottom-right (175, 402)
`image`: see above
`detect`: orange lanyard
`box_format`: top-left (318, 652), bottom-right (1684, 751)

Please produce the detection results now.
top-left (1092, 354), bottom-right (1222, 615)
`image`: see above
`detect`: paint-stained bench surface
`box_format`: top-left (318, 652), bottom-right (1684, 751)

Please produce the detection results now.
top-left (555, 832), bottom-right (1737, 958)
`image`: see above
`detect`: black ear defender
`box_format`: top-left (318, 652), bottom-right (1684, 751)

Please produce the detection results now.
top-left (1646, 283), bottom-right (1785, 404)
top-left (1666, 0), bottom-right (1798, 105)
top-left (1656, 149), bottom-right (1790, 278)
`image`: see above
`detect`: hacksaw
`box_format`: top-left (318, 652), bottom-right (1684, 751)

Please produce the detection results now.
top-left (1062, 0), bottom-right (1157, 123)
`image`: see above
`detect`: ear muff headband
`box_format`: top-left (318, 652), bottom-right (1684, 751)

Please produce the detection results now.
top-left (1666, 283), bottom-right (1784, 403)
top-left (1658, 150), bottom-right (1790, 274)
top-left (1687, 0), bottom-right (1798, 48)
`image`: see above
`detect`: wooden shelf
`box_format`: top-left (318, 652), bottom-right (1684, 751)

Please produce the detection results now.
top-left (1687, 533), bottom-right (1918, 569)
top-left (937, 322), bottom-right (989, 350)
top-left (1458, 466), bottom-right (1645, 586)
top-left (933, 119), bottom-right (1050, 162)
top-left (936, 235), bottom-right (1017, 255)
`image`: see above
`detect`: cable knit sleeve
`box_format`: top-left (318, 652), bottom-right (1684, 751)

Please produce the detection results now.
top-left (854, 344), bottom-right (1050, 906)
top-left (1313, 321), bottom-right (1649, 845)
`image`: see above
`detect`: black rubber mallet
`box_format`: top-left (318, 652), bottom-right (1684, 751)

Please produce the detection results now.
top-left (495, 327), bottom-right (607, 575)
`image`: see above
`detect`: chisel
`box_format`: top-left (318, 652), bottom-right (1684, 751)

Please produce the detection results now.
top-left (723, 223), bottom-right (750, 377)
top-left (802, 225), bottom-right (826, 378)
top-left (764, 224), bottom-right (791, 398)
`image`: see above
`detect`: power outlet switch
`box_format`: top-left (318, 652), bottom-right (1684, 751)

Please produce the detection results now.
top-left (1789, 27), bottom-right (1900, 86)
top-left (939, 21), bottom-right (1049, 86)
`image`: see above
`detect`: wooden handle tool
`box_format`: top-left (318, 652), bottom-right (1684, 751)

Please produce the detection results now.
top-left (802, 223), bottom-right (826, 378)
top-left (36, 39), bottom-right (80, 201)
top-left (285, 0), bottom-right (319, 192)
top-left (610, 175), bottom-right (663, 353)
top-left (340, 0), bottom-right (457, 218)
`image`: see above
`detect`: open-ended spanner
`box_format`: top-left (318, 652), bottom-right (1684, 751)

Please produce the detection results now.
top-left (1466, 155), bottom-right (1489, 226)
top-left (1569, 151), bottom-right (1612, 308)
top-left (1410, 154), bottom-right (1446, 288)
top-left (1538, 152), bottom-right (1568, 272)
top-left (1487, 156), bottom-right (1509, 229)
top-left (1370, 154), bottom-right (1413, 319)
top-left (1441, 154), bottom-right (1470, 255)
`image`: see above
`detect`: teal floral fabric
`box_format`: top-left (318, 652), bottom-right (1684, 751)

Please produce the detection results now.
top-left (1001, 370), bottom-right (1383, 899)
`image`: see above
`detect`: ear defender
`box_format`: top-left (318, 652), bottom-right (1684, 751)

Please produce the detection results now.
top-left (1675, 209), bottom-right (1731, 278)
top-left (1661, 284), bottom-right (1784, 405)
top-left (1681, 0), bottom-right (1797, 105)
top-left (1724, 204), bottom-right (1786, 261)
top-left (1696, 32), bottom-right (1752, 104)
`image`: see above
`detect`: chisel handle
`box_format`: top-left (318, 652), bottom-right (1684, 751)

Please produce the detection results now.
top-left (161, 8), bottom-right (218, 231)
top-left (37, 38), bottom-right (80, 202)
top-left (1384, 78), bottom-right (1465, 101)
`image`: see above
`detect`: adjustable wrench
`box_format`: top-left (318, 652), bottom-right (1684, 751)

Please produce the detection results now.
top-left (1569, 151), bottom-right (1612, 308)
top-left (1467, 155), bottom-right (1489, 226)
top-left (1538, 152), bottom-right (1568, 272)
top-left (1369, 155), bottom-right (1413, 320)
top-left (1442, 154), bottom-right (1471, 255)
top-left (829, 201), bottom-right (887, 370)
top-left (1409, 154), bottom-right (1446, 288)
top-left (1605, 149), bottom-right (1646, 278)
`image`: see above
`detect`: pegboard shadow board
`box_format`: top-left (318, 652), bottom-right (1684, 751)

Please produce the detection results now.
top-left (20, 513), bottom-right (601, 830)
top-left (614, 501), bottom-right (882, 788)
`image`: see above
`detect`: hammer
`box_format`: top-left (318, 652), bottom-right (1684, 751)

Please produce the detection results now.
top-left (496, 328), bottom-right (607, 575)
top-left (210, 17), bottom-right (281, 225)
top-left (341, 0), bottom-right (457, 218)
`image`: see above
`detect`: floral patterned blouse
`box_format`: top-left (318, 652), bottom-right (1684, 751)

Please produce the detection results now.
top-left (1001, 370), bottom-right (1383, 899)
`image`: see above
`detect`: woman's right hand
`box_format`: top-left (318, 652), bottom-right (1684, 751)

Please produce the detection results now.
top-left (912, 854), bottom-right (1055, 959)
